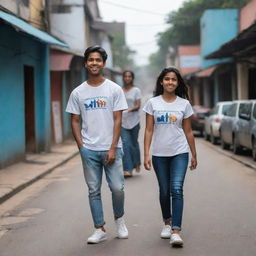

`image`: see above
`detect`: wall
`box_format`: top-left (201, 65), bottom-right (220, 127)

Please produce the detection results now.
top-left (240, 0), bottom-right (256, 31)
top-left (0, 23), bottom-right (51, 168)
top-left (200, 9), bottom-right (238, 69)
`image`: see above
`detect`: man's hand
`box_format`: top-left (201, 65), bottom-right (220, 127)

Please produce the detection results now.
top-left (105, 148), bottom-right (116, 165)
top-left (144, 155), bottom-right (151, 171)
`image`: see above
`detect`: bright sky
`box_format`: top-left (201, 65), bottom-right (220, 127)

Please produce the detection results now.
top-left (98, 0), bottom-right (186, 65)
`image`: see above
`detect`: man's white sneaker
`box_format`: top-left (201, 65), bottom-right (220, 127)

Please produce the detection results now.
top-left (115, 217), bottom-right (128, 239)
top-left (87, 229), bottom-right (107, 244)
top-left (170, 233), bottom-right (184, 246)
top-left (160, 225), bottom-right (172, 239)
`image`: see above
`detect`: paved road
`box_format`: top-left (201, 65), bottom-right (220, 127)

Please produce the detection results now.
top-left (1, 138), bottom-right (256, 256)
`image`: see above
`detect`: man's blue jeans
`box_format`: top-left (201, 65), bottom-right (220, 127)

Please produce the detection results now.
top-left (121, 123), bottom-right (141, 172)
top-left (152, 153), bottom-right (188, 231)
top-left (80, 147), bottom-right (125, 228)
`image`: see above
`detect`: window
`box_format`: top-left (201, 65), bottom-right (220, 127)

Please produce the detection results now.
top-left (51, 5), bottom-right (71, 13)
top-left (226, 103), bottom-right (237, 117)
top-left (20, 0), bottom-right (29, 6)
top-left (239, 103), bottom-right (252, 119)
top-left (222, 104), bottom-right (231, 115)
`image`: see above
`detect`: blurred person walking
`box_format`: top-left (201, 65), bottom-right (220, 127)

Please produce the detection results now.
top-left (121, 71), bottom-right (142, 178)
top-left (143, 67), bottom-right (197, 247)
top-left (66, 46), bottom-right (128, 244)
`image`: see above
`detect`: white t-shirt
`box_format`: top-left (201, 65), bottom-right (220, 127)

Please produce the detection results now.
top-left (66, 79), bottom-right (128, 151)
top-left (143, 95), bottom-right (193, 156)
top-left (122, 87), bottom-right (142, 129)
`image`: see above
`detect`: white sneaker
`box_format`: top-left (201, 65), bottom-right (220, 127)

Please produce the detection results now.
top-left (115, 217), bottom-right (128, 239)
top-left (87, 229), bottom-right (107, 244)
top-left (160, 225), bottom-right (172, 239)
top-left (170, 233), bottom-right (184, 246)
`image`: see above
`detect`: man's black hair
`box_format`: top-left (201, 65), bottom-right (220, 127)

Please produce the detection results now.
top-left (83, 45), bottom-right (108, 63)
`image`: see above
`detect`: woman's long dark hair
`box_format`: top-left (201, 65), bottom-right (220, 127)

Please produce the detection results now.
top-left (154, 67), bottom-right (189, 100)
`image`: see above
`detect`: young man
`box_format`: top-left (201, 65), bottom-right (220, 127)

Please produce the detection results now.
top-left (66, 45), bottom-right (128, 244)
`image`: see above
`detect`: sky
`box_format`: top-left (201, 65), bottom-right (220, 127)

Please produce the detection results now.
top-left (98, 0), bottom-right (187, 65)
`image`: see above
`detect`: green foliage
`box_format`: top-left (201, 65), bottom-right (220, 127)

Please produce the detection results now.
top-left (111, 32), bottom-right (136, 70)
top-left (149, 0), bottom-right (251, 69)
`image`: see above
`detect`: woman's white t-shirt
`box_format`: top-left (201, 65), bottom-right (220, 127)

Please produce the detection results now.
top-left (122, 87), bottom-right (142, 129)
top-left (143, 95), bottom-right (193, 156)
top-left (66, 79), bottom-right (128, 151)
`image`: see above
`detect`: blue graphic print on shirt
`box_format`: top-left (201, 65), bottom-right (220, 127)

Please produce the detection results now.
top-left (155, 111), bottom-right (178, 124)
top-left (84, 96), bottom-right (107, 110)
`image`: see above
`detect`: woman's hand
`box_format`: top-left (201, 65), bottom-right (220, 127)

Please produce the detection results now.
top-left (144, 155), bottom-right (151, 170)
top-left (189, 156), bottom-right (197, 170)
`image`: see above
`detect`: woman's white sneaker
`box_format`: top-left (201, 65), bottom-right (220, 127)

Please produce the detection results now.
top-left (115, 217), bottom-right (128, 239)
top-left (160, 225), bottom-right (172, 239)
top-left (170, 233), bottom-right (183, 246)
top-left (87, 229), bottom-right (107, 244)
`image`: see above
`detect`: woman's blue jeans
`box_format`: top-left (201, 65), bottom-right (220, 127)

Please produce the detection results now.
top-left (80, 147), bottom-right (125, 228)
top-left (121, 123), bottom-right (141, 172)
top-left (152, 153), bottom-right (188, 231)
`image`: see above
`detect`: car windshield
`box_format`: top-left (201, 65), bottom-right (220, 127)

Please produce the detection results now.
top-left (222, 104), bottom-right (232, 114)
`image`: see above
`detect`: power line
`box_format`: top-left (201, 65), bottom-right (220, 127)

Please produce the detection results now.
top-left (100, 0), bottom-right (166, 16)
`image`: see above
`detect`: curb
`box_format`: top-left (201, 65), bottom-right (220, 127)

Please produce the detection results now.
top-left (0, 151), bottom-right (79, 204)
top-left (200, 139), bottom-right (256, 171)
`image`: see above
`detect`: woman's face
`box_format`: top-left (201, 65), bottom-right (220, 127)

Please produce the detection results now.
top-left (123, 72), bottom-right (133, 85)
top-left (162, 72), bottom-right (178, 94)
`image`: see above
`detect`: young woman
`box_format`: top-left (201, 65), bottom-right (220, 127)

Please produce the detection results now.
top-left (143, 67), bottom-right (197, 246)
top-left (121, 71), bottom-right (142, 177)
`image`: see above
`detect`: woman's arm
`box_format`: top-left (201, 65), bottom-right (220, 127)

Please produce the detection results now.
top-left (182, 117), bottom-right (197, 170)
top-left (127, 99), bottom-right (141, 112)
top-left (144, 113), bottom-right (154, 170)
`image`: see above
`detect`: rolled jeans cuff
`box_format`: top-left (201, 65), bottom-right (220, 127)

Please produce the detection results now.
top-left (163, 217), bottom-right (172, 222)
top-left (94, 221), bottom-right (106, 228)
top-left (172, 225), bottom-right (181, 231)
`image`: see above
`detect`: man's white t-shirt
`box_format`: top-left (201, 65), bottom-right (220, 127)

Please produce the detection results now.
top-left (143, 95), bottom-right (193, 156)
top-left (66, 79), bottom-right (128, 151)
top-left (122, 87), bottom-right (142, 129)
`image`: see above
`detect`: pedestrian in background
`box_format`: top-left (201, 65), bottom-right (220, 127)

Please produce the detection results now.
top-left (143, 67), bottom-right (197, 247)
top-left (121, 71), bottom-right (142, 178)
top-left (66, 45), bottom-right (129, 244)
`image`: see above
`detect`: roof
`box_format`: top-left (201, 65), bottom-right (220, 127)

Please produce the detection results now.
top-left (195, 66), bottom-right (217, 78)
top-left (0, 10), bottom-right (68, 47)
top-left (206, 22), bottom-right (256, 59)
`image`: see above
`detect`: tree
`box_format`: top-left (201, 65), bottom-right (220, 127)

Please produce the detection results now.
top-left (111, 32), bottom-right (136, 70)
top-left (149, 0), bottom-right (251, 69)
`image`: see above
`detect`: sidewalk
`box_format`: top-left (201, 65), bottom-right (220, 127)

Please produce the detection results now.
top-left (0, 140), bottom-right (79, 204)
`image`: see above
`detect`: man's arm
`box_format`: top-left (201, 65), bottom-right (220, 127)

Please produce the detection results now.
top-left (71, 114), bottom-right (83, 149)
top-left (105, 110), bottom-right (123, 165)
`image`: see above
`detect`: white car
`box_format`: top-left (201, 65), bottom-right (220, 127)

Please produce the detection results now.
top-left (204, 101), bottom-right (232, 144)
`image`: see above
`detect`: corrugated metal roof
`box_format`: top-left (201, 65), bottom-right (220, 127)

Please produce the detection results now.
top-left (0, 10), bottom-right (68, 47)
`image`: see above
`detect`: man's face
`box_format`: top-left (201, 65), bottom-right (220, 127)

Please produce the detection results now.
top-left (85, 52), bottom-right (105, 76)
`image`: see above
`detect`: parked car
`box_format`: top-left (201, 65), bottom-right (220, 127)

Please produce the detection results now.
top-left (191, 105), bottom-right (210, 136)
top-left (231, 100), bottom-right (256, 160)
top-left (204, 101), bottom-right (232, 144)
top-left (219, 100), bottom-right (248, 153)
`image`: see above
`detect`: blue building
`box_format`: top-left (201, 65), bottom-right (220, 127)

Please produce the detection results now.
top-left (200, 9), bottom-right (239, 69)
top-left (0, 10), bottom-right (67, 168)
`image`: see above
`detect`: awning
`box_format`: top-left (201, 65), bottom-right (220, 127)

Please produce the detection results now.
top-left (0, 10), bottom-right (68, 47)
top-left (195, 66), bottom-right (216, 77)
top-left (50, 50), bottom-right (74, 71)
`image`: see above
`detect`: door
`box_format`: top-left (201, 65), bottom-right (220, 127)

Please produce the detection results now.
top-left (24, 66), bottom-right (36, 152)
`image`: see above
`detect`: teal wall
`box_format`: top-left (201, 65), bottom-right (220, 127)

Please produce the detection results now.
top-left (200, 9), bottom-right (238, 69)
top-left (0, 23), bottom-right (51, 168)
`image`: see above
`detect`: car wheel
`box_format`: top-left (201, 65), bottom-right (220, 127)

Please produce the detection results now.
top-left (220, 132), bottom-right (229, 150)
top-left (210, 129), bottom-right (217, 145)
top-left (232, 134), bottom-right (241, 154)
top-left (252, 139), bottom-right (256, 161)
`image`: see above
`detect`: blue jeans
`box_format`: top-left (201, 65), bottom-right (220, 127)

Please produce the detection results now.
top-left (152, 153), bottom-right (188, 231)
top-left (80, 147), bottom-right (125, 228)
top-left (121, 123), bottom-right (141, 172)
